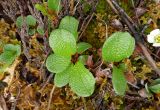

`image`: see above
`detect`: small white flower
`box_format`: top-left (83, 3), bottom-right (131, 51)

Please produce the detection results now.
top-left (147, 29), bottom-right (160, 47)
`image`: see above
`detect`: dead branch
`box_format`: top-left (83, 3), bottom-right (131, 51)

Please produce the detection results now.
top-left (0, 0), bottom-right (18, 21)
top-left (47, 85), bottom-right (56, 110)
top-left (0, 95), bottom-right (8, 110)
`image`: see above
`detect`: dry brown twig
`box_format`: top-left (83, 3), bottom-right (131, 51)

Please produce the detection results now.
top-left (70, 0), bottom-right (74, 15)
top-left (3, 59), bottom-right (20, 88)
top-left (72, 0), bottom-right (81, 15)
top-left (47, 85), bottom-right (56, 110)
top-left (0, 0), bottom-right (18, 21)
top-left (27, 0), bottom-right (45, 29)
top-left (39, 73), bottom-right (53, 92)
top-left (0, 95), bottom-right (8, 110)
top-left (19, 21), bottom-right (31, 61)
top-left (78, 13), bottom-right (95, 41)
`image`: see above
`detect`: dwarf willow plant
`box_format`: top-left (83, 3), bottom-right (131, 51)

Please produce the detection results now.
top-left (16, 15), bottom-right (44, 36)
top-left (46, 16), bottom-right (95, 97)
top-left (0, 44), bottom-right (21, 73)
top-left (102, 32), bottom-right (135, 96)
top-left (35, 0), bottom-right (61, 18)
top-left (16, 15), bottom-right (36, 28)
top-left (145, 78), bottom-right (160, 95)
top-left (34, 0), bottom-right (62, 35)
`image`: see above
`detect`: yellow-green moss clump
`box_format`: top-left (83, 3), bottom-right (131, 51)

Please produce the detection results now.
top-left (0, 19), bottom-right (19, 52)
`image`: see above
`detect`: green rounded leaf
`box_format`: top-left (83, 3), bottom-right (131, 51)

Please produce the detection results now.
top-left (59, 16), bottom-right (79, 40)
top-left (77, 42), bottom-right (92, 54)
top-left (4, 44), bottom-right (21, 56)
top-left (46, 54), bottom-right (71, 73)
top-left (37, 26), bottom-right (45, 35)
top-left (148, 79), bottom-right (160, 93)
top-left (16, 16), bottom-right (23, 28)
top-left (78, 55), bottom-right (89, 65)
top-left (149, 84), bottom-right (160, 93)
top-left (112, 66), bottom-right (127, 96)
top-left (69, 61), bottom-right (95, 97)
top-left (26, 15), bottom-right (37, 26)
top-left (150, 78), bottom-right (160, 86)
top-left (28, 28), bottom-right (36, 36)
top-left (49, 29), bottom-right (76, 57)
top-left (0, 44), bottom-right (21, 65)
top-left (0, 51), bottom-right (17, 65)
top-left (54, 65), bottom-right (71, 87)
top-left (0, 64), bottom-right (8, 73)
top-left (102, 32), bottom-right (135, 62)
top-left (48, 0), bottom-right (61, 12)
top-left (35, 4), bottom-right (48, 16)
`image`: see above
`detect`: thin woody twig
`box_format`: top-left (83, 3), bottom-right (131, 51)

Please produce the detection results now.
top-left (3, 59), bottom-right (20, 89)
top-left (106, 0), bottom-right (137, 28)
top-left (72, 0), bottom-right (80, 15)
top-left (81, 97), bottom-right (87, 110)
top-left (0, 0), bottom-right (18, 21)
top-left (141, 18), bottom-right (152, 34)
top-left (39, 73), bottom-right (53, 92)
top-left (78, 13), bottom-right (94, 41)
top-left (20, 22), bottom-right (31, 61)
top-left (138, 43), bottom-right (160, 75)
top-left (78, 0), bottom-right (98, 41)
top-left (70, 0), bottom-right (74, 15)
top-left (110, 0), bottom-right (141, 42)
top-left (10, 86), bottom-right (21, 110)
top-left (47, 85), bottom-right (56, 110)
top-left (106, 0), bottom-right (118, 14)
top-left (0, 95), bottom-right (8, 110)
